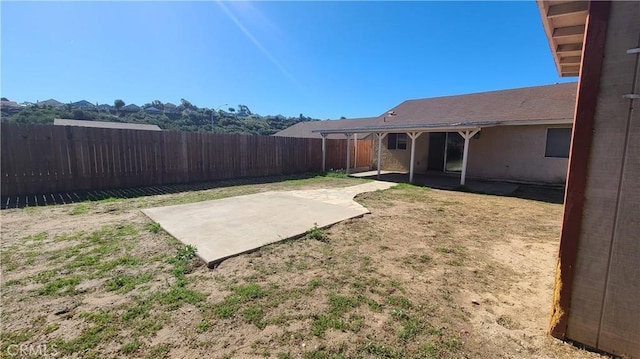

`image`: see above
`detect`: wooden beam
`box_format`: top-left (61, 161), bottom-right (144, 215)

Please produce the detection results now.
top-left (562, 65), bottom-right (581, 73)
top-left (560, 56), bottom-right (582, 64)
top-left (553, 25), bottom-right (586, 38)
top-left (548, 1), bottom-right (589, 18)
top-left (550, 0), bottom-right (611, 340)
top-left (558, 43), bottom-right (583, 53)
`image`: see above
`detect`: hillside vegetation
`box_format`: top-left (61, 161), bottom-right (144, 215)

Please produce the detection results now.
top-left (1, 101), bottom-right (317, 135)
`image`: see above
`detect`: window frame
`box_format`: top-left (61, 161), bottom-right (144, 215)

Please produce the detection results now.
top-left (387, 133), bottom-right (407, 150)
top-left (544, 127), bottom-right (572, 158)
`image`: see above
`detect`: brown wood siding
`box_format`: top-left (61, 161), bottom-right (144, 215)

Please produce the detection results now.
top-left (1, 124), bottom-right (371, 196)
top-left (551, 1), bottom-right (639, 357)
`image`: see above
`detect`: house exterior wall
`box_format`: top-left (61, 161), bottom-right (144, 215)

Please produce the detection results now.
top-left (559, 2), bottom-right (639, 356)
top-left (467, 125), bottom-right (569, 184)
top-left (379, 133), bottom-right (429, 173)
top-left (376, 126), bottom-right (569, 184)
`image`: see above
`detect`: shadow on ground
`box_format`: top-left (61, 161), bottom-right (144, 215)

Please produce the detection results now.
top-left (1, 171), bottom-right (565, 210)
top-left (0, 172), bottom-right (337, 209)
top-left (354, 171), bottom-right (565, 204)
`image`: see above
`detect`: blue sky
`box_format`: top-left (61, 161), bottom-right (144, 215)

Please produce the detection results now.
top-left (1, 1), bottom-right (572, 119)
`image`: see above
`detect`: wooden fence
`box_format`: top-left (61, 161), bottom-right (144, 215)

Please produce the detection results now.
top-left (1, 123), bottom-right (372, 197)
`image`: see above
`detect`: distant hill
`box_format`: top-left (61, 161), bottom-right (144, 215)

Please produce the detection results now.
top-left (0, 102), bottom-right (319, 136)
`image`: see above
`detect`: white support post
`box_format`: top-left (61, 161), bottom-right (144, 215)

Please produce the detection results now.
top-left (353, 133), bottom-right (358, 169)
top-left (321, 133), bottom-right (327, 173)
top-left (407, 132), bottom-right (422, 183)
top-left (457, 129), bottom-right (480, 186)
top-left (345, 133), bottom-right (352, 175)
top-left (376, 133), bottom-right (387, 178)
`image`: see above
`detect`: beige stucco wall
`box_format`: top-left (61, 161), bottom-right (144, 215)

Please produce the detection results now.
top-left (379, 133), bottom-right (429, 173)
top-left (467, 125), bottom-right (569, 184)
top-left (375, 125), bottom-right (569, 184)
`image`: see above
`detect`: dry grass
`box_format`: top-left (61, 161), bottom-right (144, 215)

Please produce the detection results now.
top-left (0, 177), bottom-right (605, 358)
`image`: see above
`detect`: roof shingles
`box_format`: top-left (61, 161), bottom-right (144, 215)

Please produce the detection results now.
top-left (275, 83), bottom-right (577, 137)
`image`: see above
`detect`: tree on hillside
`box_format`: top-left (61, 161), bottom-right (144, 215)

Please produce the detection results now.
top-left (2, 98), bottom-right (322, 135)
top-left (179, 99), bottom-right (197, 111)
top-left (1, 97), bottom-right (8, 101)
top-left (114, 99), bottom-right (125, 111)
top-left (151, 100), bottom-right (164, 110)
top-left (237, 104), bottom-right (252, 117)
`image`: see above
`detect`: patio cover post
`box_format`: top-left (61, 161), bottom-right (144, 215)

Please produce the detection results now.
top-left (321, 133), bottom-right (327, 172)
top-left (353, 133), bottom-right (358, 169)
top-left (344, 133), bottom-right (352, 175)
top-left (457, 129), bottom-right (480, 186)
top-left (407, 132), bottom-right (422, 183)
top-left (376, 133), bottom-right (387, 178)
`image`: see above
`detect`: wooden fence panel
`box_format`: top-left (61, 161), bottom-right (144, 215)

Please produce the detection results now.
top-left (0, 123), bottom-right (372, 197)
top-left (354, 139), bottom-right (372, 169)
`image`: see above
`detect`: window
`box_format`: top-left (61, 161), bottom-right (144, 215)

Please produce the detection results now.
top-left (387, 133), bottom-right (407, 150)
top-left (545, 128), bottom-right (571, 158)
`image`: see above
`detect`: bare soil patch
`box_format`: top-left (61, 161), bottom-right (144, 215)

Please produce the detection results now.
top-left (1, 177), bottom-right (605, 358)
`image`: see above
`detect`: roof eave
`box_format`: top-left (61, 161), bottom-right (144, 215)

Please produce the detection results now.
top-left (312, 118), bottom-right (574, 134)
top-left (312, 121), bottom-right (498, 135)
top-left (537, 0), bottom-right (588, 77)
top-left (500, 118), bottom-right (574, 126)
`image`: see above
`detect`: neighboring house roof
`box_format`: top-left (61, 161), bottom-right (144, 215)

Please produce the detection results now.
top-left (309, 83), bottom-right (577, 134)
top-left (274, 118), bottom-right (377, 139)
top-left (37, 99), bottom-right (64, 107)
top-left (0, 100), bottom-right (20, 108)
top-left (97, 104), bottom-right (112, 109)
top-left (72, 100), bottom-right (95, 108)
top-left (54, 119), bottom-right (162, 131)
top-left (144, 106), bottom-right (162, 113)
top-left (122, 104), bottom-right (141, 111)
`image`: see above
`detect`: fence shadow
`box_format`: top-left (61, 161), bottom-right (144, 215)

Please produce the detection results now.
top-left (0, 172), bottom-right (329, 209)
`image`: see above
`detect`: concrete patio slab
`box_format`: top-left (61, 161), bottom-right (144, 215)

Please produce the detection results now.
top-left (142, 181), bottom-right (394, 266)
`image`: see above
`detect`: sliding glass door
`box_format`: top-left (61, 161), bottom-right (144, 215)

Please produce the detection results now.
top-left (445, 132), bottom-right (464, 172)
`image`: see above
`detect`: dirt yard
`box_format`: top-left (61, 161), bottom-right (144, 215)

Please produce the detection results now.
top-left (1, 175), bottom-right (606, 358)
